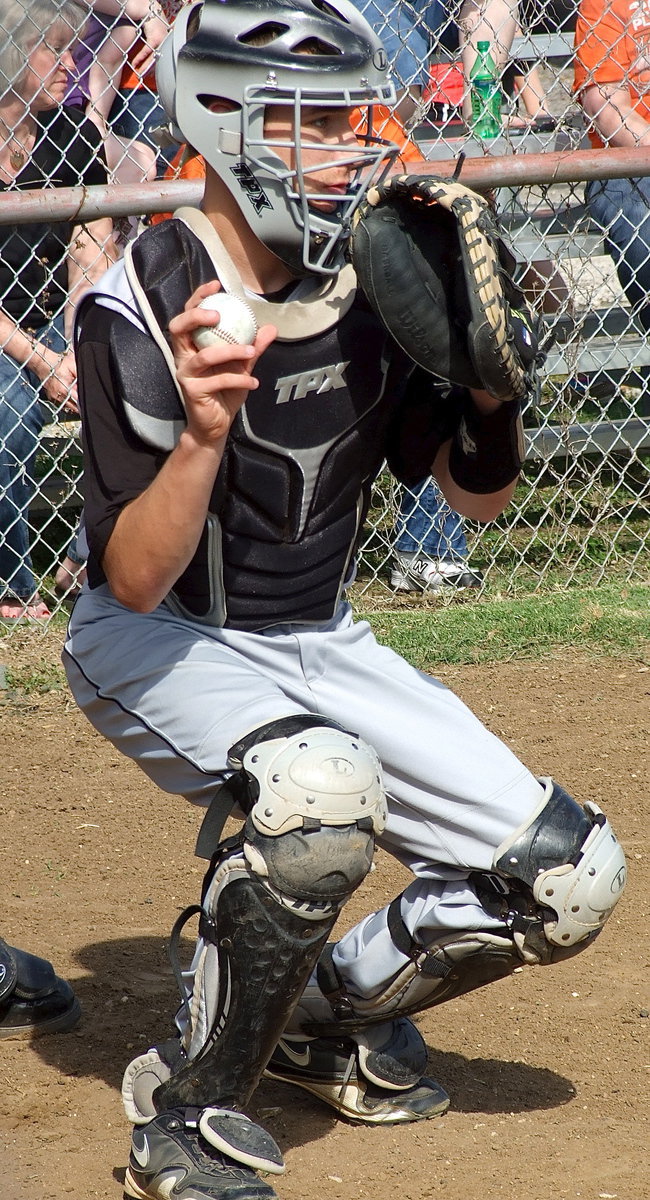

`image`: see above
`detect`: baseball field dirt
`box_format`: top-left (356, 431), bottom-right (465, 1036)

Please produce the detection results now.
top-left (1, 630), bottom-right (648, 1200)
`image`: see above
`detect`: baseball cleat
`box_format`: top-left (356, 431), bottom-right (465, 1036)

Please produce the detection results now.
top-left (124, 1110), bottom-right (280, 1200)
top-left (0, 939), bottom-right (81, 1039)
top-left (391, 553), bottom-right (483, 593)
top-left (264, 1017), bottom-right (450, 1125)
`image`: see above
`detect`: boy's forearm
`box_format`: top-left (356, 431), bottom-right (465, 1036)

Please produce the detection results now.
top-left (102, 430), bottom-right (226, 612)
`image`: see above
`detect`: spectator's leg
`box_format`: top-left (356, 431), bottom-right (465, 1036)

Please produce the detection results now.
top-left (0, 315), bottom-right (69, 614)
top-left (392, 480), bottom-right (481, 592)
top-left (394, 478), bottom-right (440, 557)
top-left (587, 178), bottom-right (650, 333)
top-left (0, 353), bottom-right (45, 607)
top-left (357, 0), bottom-right (434, 124)
top-left (458, 0), bottom-right (520, 120)
top-left (586, 177), bottom-right (650, 414)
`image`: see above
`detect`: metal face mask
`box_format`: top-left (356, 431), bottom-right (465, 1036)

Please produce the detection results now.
top-left (156, 0), bottom-right (399, 275)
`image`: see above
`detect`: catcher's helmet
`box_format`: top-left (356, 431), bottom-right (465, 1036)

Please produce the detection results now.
top-left (156, 0), bottom-right (398, 276)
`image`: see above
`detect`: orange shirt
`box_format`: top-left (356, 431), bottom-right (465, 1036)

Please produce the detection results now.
top-left (368, 107), bottom-right (424, 165)
top-left (574, 0), bottom-right (650, 147)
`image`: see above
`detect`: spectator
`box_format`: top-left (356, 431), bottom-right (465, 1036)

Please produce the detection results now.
top-left (391, 477), bottom-right (483, 591)
top-left (101, 0), bottom-right (180, 175)
top-left (353, 0), bottom-right (521, 126)
top-left (0, 0), bottom-right (114, 621)
top-left (356, 0), bottom-right (451, 122)
top-left (0, 935), bottom-right (80, 1038)
top-left (67, 6), bottom-right (158, 191)
top-left (574, 0), bottom-right (650, 344)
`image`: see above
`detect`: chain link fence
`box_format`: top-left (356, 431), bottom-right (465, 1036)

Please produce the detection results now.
top-left (0, 0), bottom-right (648, 626)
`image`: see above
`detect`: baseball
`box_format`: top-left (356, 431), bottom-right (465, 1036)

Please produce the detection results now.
top-left (192, 292), bottom-right (258, 351)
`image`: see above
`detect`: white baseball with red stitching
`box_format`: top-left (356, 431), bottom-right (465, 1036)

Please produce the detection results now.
top-left (192, 292), bottom-right (258, 350)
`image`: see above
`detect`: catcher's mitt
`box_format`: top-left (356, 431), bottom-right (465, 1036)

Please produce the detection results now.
top-left (350, 174), bottom-right (540, 403)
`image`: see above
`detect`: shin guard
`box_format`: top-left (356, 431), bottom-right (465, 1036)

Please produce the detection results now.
top-left (153, 840), bottom-right (339, 1111)
top-left (296, 779), bottom-right (626, 1035)
top-left (153, 716), bottom-right (385, 1113)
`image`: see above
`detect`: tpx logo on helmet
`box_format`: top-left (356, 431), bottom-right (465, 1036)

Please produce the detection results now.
top-left (231, 162), bottom-right (272, 216)
top-left (373, 48), bottom-right (388, 70)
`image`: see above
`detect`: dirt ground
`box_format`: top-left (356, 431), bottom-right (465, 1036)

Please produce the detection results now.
top-left (1, 632), bottom-right (648, 1200)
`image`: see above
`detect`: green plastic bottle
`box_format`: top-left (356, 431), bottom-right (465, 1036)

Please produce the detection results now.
top-left (469, 40), bottom-right (502, 139)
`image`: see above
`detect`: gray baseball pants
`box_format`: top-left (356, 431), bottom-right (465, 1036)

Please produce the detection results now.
top-left (63, 585), bottom-right (544, 1004)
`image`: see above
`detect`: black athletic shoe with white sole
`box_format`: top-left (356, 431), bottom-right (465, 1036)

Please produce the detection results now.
top-left (0, 939), bottom-right (81, 1039)
top-left (264, 1017), bottom-right (450, 1125)
top-left (124, 1110), bottom-right (281, 1200)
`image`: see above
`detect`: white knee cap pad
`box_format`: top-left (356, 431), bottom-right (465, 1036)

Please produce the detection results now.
top-left (241, 725), bottom-right (387, 838)
top-left (495, 777), bottom-right (627, 950)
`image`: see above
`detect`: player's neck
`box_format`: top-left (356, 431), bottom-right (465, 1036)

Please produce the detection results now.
top-left (202, 172), bottom-right (296, 296)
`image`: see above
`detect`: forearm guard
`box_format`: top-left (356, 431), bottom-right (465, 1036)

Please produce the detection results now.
top-left (448, 396), bottom-right (525, 495)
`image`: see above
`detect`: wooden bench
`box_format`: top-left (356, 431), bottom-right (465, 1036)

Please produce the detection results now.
top-left (524, 415), bottom-right (650, 460)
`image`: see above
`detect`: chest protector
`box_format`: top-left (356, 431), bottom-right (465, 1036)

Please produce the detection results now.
top-left (110, 209), bottom-right (410, 631)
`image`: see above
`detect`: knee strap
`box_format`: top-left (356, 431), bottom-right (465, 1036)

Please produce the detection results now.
top-left (302, 922), bottom-right (526, 1035)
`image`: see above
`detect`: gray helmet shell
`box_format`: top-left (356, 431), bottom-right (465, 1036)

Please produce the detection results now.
top-left (156, 0), bottom-right (398, 275)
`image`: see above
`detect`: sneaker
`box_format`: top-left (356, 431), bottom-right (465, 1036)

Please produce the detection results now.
top-left (124, 1109), bottom-right (282, 1200)
top-left (390, 553), bottom-right (483, 593)
top-left (0, 939), bottom-right (81, 1039)
top-left (264, 1017), bottom-right (450, 1125)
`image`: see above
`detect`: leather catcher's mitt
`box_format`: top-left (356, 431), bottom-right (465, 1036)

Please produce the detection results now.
top-left (350, 174), bottom-right (540, 403)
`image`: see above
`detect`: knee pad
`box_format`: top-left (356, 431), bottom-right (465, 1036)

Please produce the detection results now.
top-left (232, 714), bottom-right (387, 839)
top-left (492, 777), bottom-right (626, 955)
top-left (233, 715), bottom-right (386, 904)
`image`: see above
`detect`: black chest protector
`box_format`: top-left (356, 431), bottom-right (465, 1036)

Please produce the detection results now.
top-left (108, 212), bottom-right (413, 632)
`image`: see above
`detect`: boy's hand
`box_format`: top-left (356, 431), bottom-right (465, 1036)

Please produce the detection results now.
top-left (169, 282), bottom-right (276, 448)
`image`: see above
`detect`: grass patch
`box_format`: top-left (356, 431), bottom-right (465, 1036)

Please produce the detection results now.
top-left (1, 585), bottom-right (648, 695)
top-left (361, 583), bottom-right (650, 668)
top-left (4, 658), bottom-right (67, 695)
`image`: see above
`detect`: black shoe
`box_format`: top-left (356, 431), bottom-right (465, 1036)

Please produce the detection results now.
top-left (265, 1017), bottom-right (450, 1125)
top-left (124, 1109), bottom-right (282, 1200)
top-left (0, 938), bottom-right (81, 1039)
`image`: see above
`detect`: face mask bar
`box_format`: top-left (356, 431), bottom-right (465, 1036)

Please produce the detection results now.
top-left (243, 85), bottom-right (399, 274)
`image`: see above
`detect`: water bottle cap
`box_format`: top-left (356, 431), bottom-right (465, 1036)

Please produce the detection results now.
top-left (477, 40), bottom-right (490, 50)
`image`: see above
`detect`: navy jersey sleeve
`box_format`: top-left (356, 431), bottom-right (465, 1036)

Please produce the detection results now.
top-left (76, 301), bottom-right (165, 587)
top-left (385, 367), bottom-right (465, 485)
